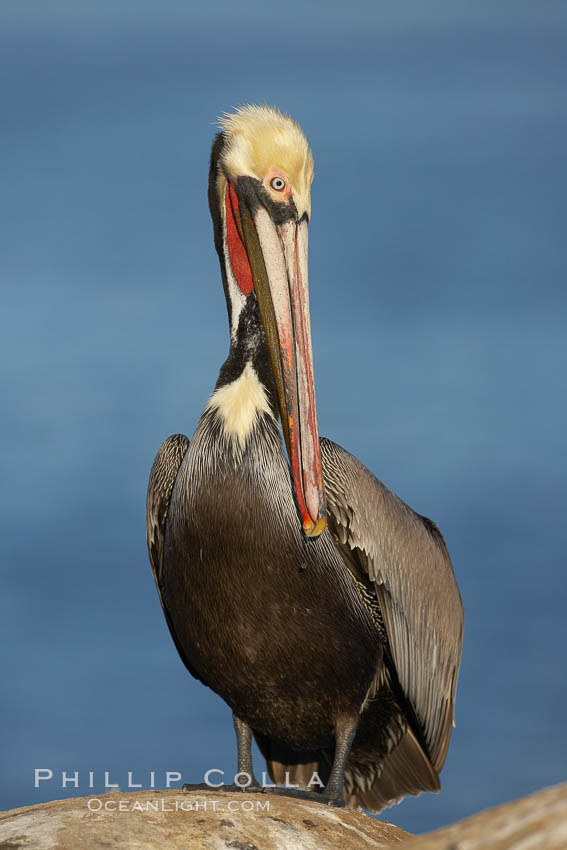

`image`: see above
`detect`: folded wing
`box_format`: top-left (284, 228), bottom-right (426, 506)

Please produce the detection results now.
top-left (321, 438), bottom-right (464, 787)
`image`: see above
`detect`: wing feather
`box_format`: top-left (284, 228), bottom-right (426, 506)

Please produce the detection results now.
top-left (146, 434), bottom-right (198, 675)
top-left (321, 438), bottom-right (464, 775)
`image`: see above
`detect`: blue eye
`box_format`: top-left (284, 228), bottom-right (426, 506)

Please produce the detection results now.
top-left (270, 176), bottom-right (286, 191)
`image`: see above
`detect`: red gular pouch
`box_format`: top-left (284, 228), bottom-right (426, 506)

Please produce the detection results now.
top-left (225, 183), bottom-right (253, 296)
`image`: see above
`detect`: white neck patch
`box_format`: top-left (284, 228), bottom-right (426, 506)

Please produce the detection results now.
top-left (206, 362), bottom-right (272, 449)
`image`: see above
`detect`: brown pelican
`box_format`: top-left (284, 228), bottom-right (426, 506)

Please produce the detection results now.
top-left (146, 105), bottom-right (464, 811)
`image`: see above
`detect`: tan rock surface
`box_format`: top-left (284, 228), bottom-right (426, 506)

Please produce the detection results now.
top-left (406, 781), bottom-right (567, 850)
top-left (0, 788), bottom-right (411, 849)
top-left (3, 782), bottom-right (566, 849)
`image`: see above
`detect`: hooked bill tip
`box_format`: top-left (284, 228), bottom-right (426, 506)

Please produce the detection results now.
top-left (303, 516), bottom-right (327, 538)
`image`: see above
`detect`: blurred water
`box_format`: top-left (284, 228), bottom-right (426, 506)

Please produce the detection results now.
top-left (1, 0), bottom-right (566, 835)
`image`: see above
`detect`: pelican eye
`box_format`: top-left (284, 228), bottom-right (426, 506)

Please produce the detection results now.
top-left (270, 176), bottom-right (286, 192)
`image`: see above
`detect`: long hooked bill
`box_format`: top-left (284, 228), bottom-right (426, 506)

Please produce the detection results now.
top-left (226, 182), bottom-right (326, 537)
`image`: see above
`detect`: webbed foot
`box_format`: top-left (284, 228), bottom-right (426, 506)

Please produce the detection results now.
top-left (262, 786), bottom-right (345, 807)
top-left (182, 782), bottom-right (262, 793)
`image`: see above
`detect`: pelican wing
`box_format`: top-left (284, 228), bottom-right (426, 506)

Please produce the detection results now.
top-left (146, 434), bottom-right (190, 585)
top-left (321, 438), bottom-right (464, 775)
top-left (146, 434), bottom-right (198, 673)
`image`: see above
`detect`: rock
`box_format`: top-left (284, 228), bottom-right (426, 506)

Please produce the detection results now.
top-left (405, 782), bottom-right (567, 850)
top-left (3, 782), bottom-right (566, 849)
top-left (0, 788), bottom-right (411, 849)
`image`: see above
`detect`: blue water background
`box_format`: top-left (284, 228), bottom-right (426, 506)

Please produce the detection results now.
top-left (1, 1), bottom-right (566, 834)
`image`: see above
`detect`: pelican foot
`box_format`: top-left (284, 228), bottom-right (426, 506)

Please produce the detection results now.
top-left (317, 792), bottom-right (346, 808)
top-left (262, 786), bottom-right (345, 807)
top-left (182, 782), bottom-right (262, 793)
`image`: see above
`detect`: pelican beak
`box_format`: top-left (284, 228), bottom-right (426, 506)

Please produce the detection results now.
top-left (225, 179), bottom-right (326, 538)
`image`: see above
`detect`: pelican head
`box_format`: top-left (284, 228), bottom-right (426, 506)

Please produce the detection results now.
top-left (208, 105), bottom-right (325, 538)
top-left (217, 105), bottom-right (314, 220)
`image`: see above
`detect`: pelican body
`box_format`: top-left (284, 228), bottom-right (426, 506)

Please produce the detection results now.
top-left (146, 106), bottom-right (463, 810)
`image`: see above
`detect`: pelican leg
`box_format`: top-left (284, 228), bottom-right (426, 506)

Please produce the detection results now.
top-left (262, 719), bottom-right (358, 807)
top-left (321, 718), bottom-right (358, 804)
top-left (182, 715), bottom-right (261, 793)
top-left (233, 713), bottom-right (261, 788)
